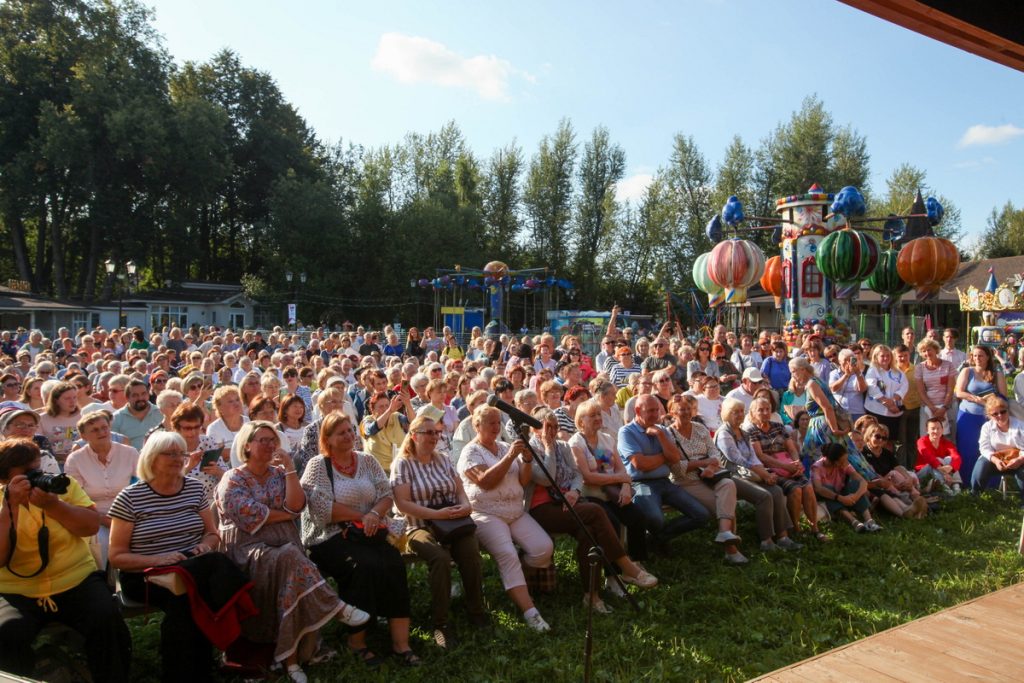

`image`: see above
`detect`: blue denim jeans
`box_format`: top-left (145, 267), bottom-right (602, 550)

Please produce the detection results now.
top-left (971, 457), bottom-right (1024, 501)
top-left (631, 477), bottom-right (710, 542)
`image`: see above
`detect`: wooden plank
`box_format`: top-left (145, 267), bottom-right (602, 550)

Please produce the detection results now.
top-left (751, 583), bottom-right (1024, 683)
top-left (894, 627), bottom-right (1022, 674)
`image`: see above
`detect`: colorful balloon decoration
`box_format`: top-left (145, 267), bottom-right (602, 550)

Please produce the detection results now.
top-left (865, 249), bottom-right (910, 308)
top-left (895, 236), bottom-right (960, 301)
top-left (925, 197), bottom-right (944, 226)
top-left (830, 186), bottom-right (866, 218)
top-left (722, 196), bottom-right (744, 226)
top-left (692, 253), bottom-right (724, 308)
top-left (759, 255), bottom-right (785, 309)
top-left (815, 228), bottom-right (880, 299)
top-left (708, 238), bottom-right (766, 304)
top-left (705, 214), bottom-right (723, 242)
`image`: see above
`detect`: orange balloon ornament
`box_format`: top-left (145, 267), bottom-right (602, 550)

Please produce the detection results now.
top-left (895, 236), bottom-right (959, 301)
top-left (759, 255), bottom-right (784, 309)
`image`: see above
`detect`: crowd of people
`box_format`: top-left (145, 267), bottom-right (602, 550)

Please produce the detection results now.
top-left (0, 315), bottom-right (1021, 682)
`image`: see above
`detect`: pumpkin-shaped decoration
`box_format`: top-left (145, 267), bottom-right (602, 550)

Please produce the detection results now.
top-left (896, 236), bottom-right (960, 301)
top-left (815, 228), bottom-right (880, 299)
top-left (692, 252), bottom-right (725, 308)
top-left (866, 249), bottom-right (910, 308)
top-left (707, 238), bottom-right (766, 304)
top-left (483, 260), bottom-right (509, 280)
top-left (760, 255), bottom-right (785, 309)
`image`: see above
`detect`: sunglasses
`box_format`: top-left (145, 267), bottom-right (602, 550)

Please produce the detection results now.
top-left (415, 429), bottom-right (443, 437)
top-left (871, 434), bottom-right (887, 441)
top-left (990, 409), bottom-right (1008, 417)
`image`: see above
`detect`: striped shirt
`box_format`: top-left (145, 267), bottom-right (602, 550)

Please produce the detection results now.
top-left (554, 407), bottom-right (577, 436)
top-left (608, 362), bottom-right (641, 388)
top-left (390, 454), bottom-right (460, 528)
top-left (108, 477), bottom-right (210, 555)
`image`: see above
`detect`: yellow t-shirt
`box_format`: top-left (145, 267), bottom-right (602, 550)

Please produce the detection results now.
top-left (0, 478), bottom-right (98, 598)
top-left (897, 363), bottom-right (922, 410)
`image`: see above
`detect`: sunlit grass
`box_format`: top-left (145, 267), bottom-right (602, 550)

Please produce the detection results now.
top-left (111, 493), bottom-right (1023, 682)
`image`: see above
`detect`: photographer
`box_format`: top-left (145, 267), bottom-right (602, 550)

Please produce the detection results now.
top-left (0, 437), bottom-right (131, 681)
top-left (829, 349), bottom-right (867, 425)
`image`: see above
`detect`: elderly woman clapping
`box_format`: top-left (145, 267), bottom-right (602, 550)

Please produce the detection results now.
top-left (458, 405), bottom-right (554, 632)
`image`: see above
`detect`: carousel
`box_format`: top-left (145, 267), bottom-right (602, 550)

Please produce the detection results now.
top-left (693, 183), bottom-right (960, 345)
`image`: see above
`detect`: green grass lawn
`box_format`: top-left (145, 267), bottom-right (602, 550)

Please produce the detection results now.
top-left (116, 493), bottom-right (1024, 682)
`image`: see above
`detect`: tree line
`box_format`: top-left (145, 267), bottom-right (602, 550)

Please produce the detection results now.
top-left (0, 0), bottom-right (971, 326)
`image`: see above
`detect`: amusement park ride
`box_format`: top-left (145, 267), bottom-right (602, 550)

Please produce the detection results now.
top-left (692, 183), bottom-right (960, 344)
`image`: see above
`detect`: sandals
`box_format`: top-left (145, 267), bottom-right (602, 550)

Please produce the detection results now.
top-left (393, 649), bottom-right (422, 667)
top-left (814, 531), bottom-right (831, 543)
top-left (349, 646), bottom-right (383, 668)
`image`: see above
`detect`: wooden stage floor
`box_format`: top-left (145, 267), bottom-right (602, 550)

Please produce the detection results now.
top-left (752, 581), bottom-right (1024, 682)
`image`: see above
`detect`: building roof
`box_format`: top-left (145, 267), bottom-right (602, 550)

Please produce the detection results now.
top-left (124, 282), bottom-right (248, 304)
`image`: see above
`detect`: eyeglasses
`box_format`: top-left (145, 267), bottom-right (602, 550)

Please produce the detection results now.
top-left (990, 409), bottom-right (1008, 417)
top-left (657, 378), bottom-right (672, 384)
top-left (160, 450), bottom-right (186, 458)
top-left (871, 435), bottom-right (887, 441)
top-left (250, 437), bottom-right (278, 445)
top-left (8, 421), bottom-right (37, 430)
top-left (3, 382), bottom-right (20, 388)
top-left (415, 429), bottom-right (443, 437)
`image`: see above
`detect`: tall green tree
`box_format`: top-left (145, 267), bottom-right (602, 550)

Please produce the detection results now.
top-left (874, 163), bottom-right (964, 246)
top-left (663, 133), bottom-right (713, 289)
top-left (482, 143), bottom-right (523, 262)
top-left (523, 119), bottom-right (577, 270)
top-left (573, 126), bottom-right (625, 307)
top-left (974, 202), bottom-right (1024, 259)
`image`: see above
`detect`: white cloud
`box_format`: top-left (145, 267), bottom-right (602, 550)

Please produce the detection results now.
top-left (615, 173), bottom-right (654, 204)
top-left (952, 156), bottom-right (996, 170)
top-left (957, 123), bottom-right (1024, 148)
top-left (371, 33), bottom-right (532, 102)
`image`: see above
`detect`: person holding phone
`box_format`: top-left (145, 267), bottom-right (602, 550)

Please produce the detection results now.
top-left (172, 403), bottom-right (228, 498)
top-left (829, 349), bottom-right (867, 425)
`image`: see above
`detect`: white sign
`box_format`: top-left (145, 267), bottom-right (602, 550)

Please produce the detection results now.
top-left (287, 303), bottom-right (297, 325)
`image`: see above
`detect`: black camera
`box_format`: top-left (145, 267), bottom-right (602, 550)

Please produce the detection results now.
top-left (25, 469), bottom-right (71, 495)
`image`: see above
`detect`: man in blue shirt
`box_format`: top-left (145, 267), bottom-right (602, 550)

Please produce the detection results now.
top-left (618, 395), bottom-right (709, 550)
top-left (111, 380), bottom-right (164, 450)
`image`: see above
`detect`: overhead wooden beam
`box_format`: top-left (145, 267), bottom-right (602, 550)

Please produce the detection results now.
top-left (839, 0), bottom-right (1024, 73)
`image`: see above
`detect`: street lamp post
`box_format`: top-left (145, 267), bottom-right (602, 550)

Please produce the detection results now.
top-left (284, 271), bottom-right (307, 329)
top-left (105, 259), bottom-right (137, 329)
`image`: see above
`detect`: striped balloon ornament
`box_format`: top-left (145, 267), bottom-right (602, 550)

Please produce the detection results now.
top-left (708, 238), bottom-right (766, 304)
top-left (815, 228), bottom-right (880, 299)
top-left (896, 236), bottom-right (960, 301)
top-left (692, 252), bottom-right (725, 308)
top-left (866, 248), bottom-right (910, 307)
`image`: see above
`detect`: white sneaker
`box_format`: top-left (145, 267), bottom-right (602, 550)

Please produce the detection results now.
top-left (760, 540), bottom-right (781, 552)
top-left (583, 595), bottom-right (613, 614)
top-left (620, 569), bottom-right (658, 589)
top-left (714, 530), bottom-right (741, 544)
top-left (605, 576), bottom-right (627, 598)
top-left (337, 602), bottom-right (370, 627)
top-left (286, 664), bottom-right (308, 683)
top-left (724, 551), bottom-right (749, 565)
top-left (776, 536), bottom-right (803, 551)
top-left (524, 611), bottom-right (551, 632)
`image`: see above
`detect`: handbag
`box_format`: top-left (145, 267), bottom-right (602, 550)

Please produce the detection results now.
top-left (425, 501), bottom-right (477, 544)
top-left (323, 455), bottom-right (389, 545)
top-left (700, 468), bottom-right (732, 486)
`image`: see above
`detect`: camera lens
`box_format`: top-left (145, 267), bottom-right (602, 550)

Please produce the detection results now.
top-left (25, 469), bottom-right (71, 495)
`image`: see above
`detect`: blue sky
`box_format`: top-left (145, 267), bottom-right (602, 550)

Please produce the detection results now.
top-left (147, 0), bottom-right (1024, 245)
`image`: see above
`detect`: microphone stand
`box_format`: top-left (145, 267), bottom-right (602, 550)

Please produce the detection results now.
top-left (512, 421), bottom-right (640, 683)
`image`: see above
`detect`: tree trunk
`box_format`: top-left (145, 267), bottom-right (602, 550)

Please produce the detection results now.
top-left (82, 219), bottom-right (101, 301)
top-left (35, 197), bottom-right (47, 292)
top-left (4, 208), bottom-right (36, 291)
top-left (49, 194), bottom-right (68, 298)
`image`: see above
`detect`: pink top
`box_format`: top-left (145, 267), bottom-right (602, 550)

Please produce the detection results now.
top-left (811, 458), bottom-right (855, 490)
top-left (916, 360), bottom-right (954, 408)
top-left (64, 441), bottom-right (139, 515)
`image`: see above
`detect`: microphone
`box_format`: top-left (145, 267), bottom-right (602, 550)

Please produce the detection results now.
top-left (487, 394), bottom-right (542, 429)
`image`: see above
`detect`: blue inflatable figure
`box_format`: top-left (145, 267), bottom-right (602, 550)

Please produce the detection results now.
top-left (706, 214), bottom-right (723, 242)
top-left (722, 196), bottom-right (745, 227)
top-left (926, 197), bottom-right (944, 226)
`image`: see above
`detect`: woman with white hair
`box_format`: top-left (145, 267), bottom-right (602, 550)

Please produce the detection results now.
top-left (218, 421), bottom-right (369, 682)
top-left (715, 398), bottom-right (802, 552)
top-left (108, 430), bottom-right (225, 682)
top-left (155, 389), bottom-right (184, 431)
top-left (206, 385), bottom-right (250, 467)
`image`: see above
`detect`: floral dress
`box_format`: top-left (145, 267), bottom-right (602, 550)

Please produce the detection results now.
top-left (217, 467), bottom-right (342, 663)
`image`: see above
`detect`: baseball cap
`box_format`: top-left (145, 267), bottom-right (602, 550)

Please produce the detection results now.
top-left (742, 368), bottom-right (765, 383)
